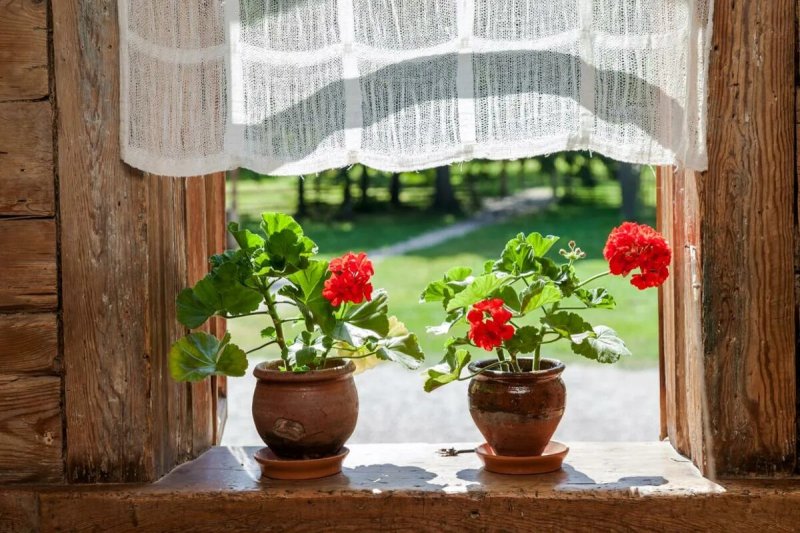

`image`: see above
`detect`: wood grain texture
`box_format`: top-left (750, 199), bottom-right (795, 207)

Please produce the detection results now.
top-left (184, 176), bottom-right (213, 458)
top-left (0, 376), bottom-right (63, 483)
top-left (0, 490), bottom-right (38, 532)
top-left (0, 219), bottom-right (57, 311)
top-left (54, 0), bottom-right (160, 482)
top-left (0, 313), bottom-right (58, 374)
top-left (205, 172), bottom-right (227, 444)
top-left (146, 175), bottom-right (194, 478)
top-left (699, 0), bottom-right (796, 475)
top-left (0, 0), bottom-right (48, 101)
top-left (53, 0), bottom-right (224, 480)
top-left (26, 443), bottom-right (800, 532)
top-left (36, 490), bottom-right (800, 532)
top-left (0, 101), bottom-right (54, 216)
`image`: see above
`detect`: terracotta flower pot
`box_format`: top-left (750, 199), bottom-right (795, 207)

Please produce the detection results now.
top-left (252, 359), bottom-right (358, 459)
top-left (468, 358), bottom-right (566, 457)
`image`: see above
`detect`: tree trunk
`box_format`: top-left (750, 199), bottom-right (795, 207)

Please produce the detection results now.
top-left (358, 167), bottom-right (369, 209)
top-left (389, 173), bottom-right (401, 207)
top-left (339, 168), bottom-right (353, 218)
top-left (431, 166), bottom-right (460, 213)
top-left (499, 161), bottom-right (509, 197)
top-left (618, 163), bottom-right (642, 221)
top-left (296, 176), bottom-right (307, 218)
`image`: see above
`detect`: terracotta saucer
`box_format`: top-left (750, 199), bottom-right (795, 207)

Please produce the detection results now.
top-left (254, 447), bottom-right (349, 480)
top-left (475, 441), bottom-right (569, 475)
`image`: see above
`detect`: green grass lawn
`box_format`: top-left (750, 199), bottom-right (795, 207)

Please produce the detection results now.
top-left (227, 201), bottom-right (659, 371)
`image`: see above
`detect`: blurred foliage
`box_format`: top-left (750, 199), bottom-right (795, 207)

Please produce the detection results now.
top-left (230, 153), bottom-right (656, 222)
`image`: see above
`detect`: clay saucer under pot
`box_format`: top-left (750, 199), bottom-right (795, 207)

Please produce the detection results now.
top-left (475, 441), bottom-right (569, 475)
top-left (254, 447), bottom-right (350, 480)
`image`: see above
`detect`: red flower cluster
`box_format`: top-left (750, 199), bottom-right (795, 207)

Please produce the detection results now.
top-left (467, 298), bottom-right (515, 351)
top-left (603, 222), bottom-right (671, 290)
top-left (322, 252), bottom-right (374, 307)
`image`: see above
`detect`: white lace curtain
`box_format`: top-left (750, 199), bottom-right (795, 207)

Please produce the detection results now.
top-left (119, 0), bottom-right (712, 177)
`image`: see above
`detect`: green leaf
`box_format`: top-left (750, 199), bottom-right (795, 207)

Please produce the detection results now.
top-left (420, 279), bottom-right (450, 304)
top-left (575, 287), bottom-right (616, 309)
top-left (541, 311), bottom-right (593, 337)
top-left (260, 327), bottom-right (276, 339)
top-left (526, 232), bottom-right (559, 257)
top-left (176, 286), bottom-right (216, 329)
top-left (424, 349), bottom-right (471, 392)
top-left (505, 325), bottom-right (543, 354)
top-left (570, 325), bottom-right (631, 363)
top-left (227, 222), bottom-right (265, 253)
top-left (265, 229), bottom-right (307, 270)
top-left (295, 346), bottom-right (318, 367)
top-left (169, 332), bottom-right (247, 381)
top-left (260, 212), bottom-right (304, 239)
top-left (376, 333), bottom-right (425, 370)
top-left (446, 274), bottom-right (508, 312)
top-left (339, 289), bottom-right (390, 336)
top-left (446, 266), bottom-right (472, 282)
top-left (427, 309), bottom-right (464, 336)
top-left (520, 280), bottom-right (562, 313)
top-left (286, 260), bottom-right (335, 332)
top-left (257, 213), bottom-right (318, 276)
top-left (494, 285), bottom-right (521, 312)
top-left (494, 233), bottom-right (537, 275)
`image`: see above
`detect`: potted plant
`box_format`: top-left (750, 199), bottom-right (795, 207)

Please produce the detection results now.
top-left (421, 222), bottom-right (670, 465)
top-left (168, 212), bottom-right (423, 476)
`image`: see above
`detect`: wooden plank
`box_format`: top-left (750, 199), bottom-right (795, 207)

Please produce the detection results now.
top-left (0, 219), bottom-right (57, 311)
top-left (0, 490), bottom-right (38, 532)
top-left (146, 175), bottom-right (193, 477)
top-left (53, 0), bottom-right (158, 482)
top-left (655, 169), bottom-right (667, 441)
top-left (205, 172), bottom-right (227, 444)
top-left (698, 0), bottom-right (796, 475)
top-left (185, 176), bottom-right (213, 456)
top-left (0, 313), bottom-right (58, 374)
top-left (0, 0), bottom-right (48, 101)
top-left (0, 376), bottom-right (63, 483)
top-left (30, 444), bottom-right (800, 531)
top-left (796, 86), bottom-right (800, 475)
top-left (0, 101), bottom-right (54, 216)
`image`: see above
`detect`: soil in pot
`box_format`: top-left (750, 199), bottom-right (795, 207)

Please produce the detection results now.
top-left (468, 358), bottom-right (565, 457)
top-left (252, 358), bottom-right (358, 459)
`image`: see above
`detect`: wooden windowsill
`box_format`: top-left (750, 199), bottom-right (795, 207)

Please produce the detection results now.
top-left (157, 442), bottom-right (721, 497)
top-left (4, 442), bottom-right (800, 530)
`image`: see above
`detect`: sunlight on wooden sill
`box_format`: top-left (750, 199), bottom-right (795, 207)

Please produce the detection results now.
top-left (159, 442), bottom-right (723, 497)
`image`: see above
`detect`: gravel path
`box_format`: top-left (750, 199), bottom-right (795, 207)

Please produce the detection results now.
top-left (221, 364), bottom-right (658, 446)
top-left (368, 188), bottom-right (553, 260)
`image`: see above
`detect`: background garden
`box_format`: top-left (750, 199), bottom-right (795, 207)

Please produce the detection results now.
top-left (227, 155), bottom-right (658, 369)
top-left (223, 154), bottom-right (660, 444)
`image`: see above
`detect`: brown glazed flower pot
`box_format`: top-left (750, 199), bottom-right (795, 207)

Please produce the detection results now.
top-left (468, 358), bottom-right (566, 457)
top-left (252, 359), bottom-right (358, 459)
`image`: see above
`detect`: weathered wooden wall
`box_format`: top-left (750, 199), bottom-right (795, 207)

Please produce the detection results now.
top-left (53, 0), bottom-right (226, 482)
top-left (0, 0), bottom-right (63, 484)
top-left (0, 0), bottom-right (226, 484)
top-left (660, 0), bottom-right (797, 476)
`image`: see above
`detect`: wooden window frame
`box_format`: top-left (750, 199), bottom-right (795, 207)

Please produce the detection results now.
top-left (0, 0), bottom-right (793, 486)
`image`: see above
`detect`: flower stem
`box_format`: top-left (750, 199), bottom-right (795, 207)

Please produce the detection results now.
top-left (262, 287), bottom-right (290, 370)
top-left (576, 270), bottom-right (611, 289)
top-left (246, 340), bottom-right (277, 354)
top-left (457, 361), bottom-right (506, 381)
top-left (533, 344), bottom-right (542, 372)
top-left (495, 348), bottom-right (511, 372)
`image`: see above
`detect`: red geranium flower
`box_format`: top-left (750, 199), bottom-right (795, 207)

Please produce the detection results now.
top-left (322, 252), bottom-right (374, 307)
top-left (603, 222), bottom-right (671, 290)
top-left (468, 298), bottom-right (515, 351)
